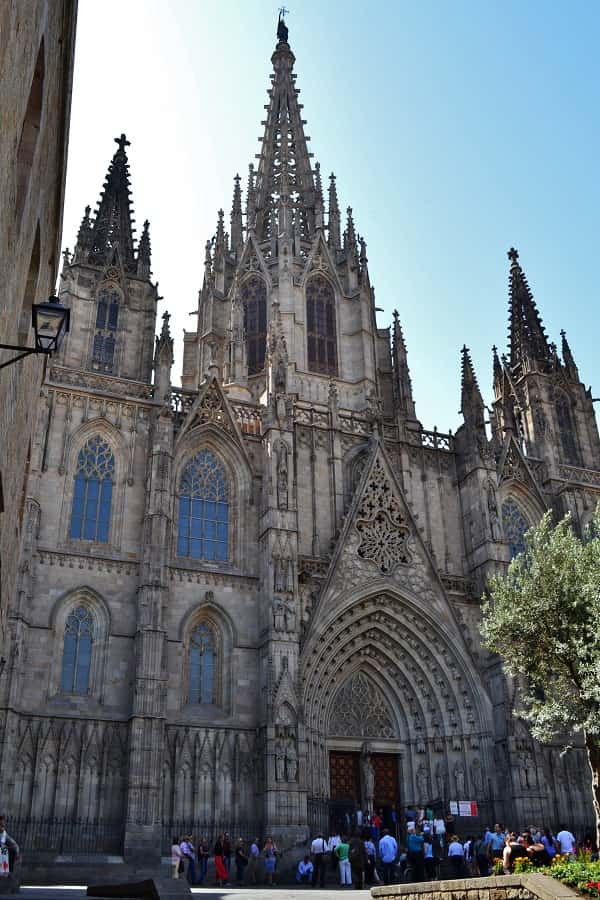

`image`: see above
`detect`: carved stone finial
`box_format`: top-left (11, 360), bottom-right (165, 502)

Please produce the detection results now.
top-left (507, 246), bottom-right (519, 263)
top-left (114, 133), bottom-right (131, 153)
top-left (277, 7), bottom-right (289, 43)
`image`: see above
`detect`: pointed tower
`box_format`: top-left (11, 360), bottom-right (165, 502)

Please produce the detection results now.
top-left (507, 247), bottom-right (551, 374)
top-left (391, 310), bottom-right (417, 422)
top-left (230, 174), bottom-right (243, 254)
top-left (58, 135), bottom-right (159, 383)
top-left (460, 345), bottom-right (485, 431)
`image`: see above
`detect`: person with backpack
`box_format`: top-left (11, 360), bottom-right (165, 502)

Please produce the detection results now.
top-left (349, 831), bottom-right (367, 889)
top-left (407, 828), bottom-right (425, 882)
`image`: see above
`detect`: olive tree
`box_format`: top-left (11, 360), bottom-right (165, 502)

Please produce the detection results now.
top-left (481, 508), bottom-right (600, 848)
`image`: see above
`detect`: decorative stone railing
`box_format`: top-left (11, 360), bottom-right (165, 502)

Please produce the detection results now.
top-left (371, 873), bottom-right (578, 900)
top-left (558, 463), bottom-right (600, 487)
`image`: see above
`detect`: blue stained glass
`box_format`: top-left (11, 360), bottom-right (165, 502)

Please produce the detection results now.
top-left (108, 301), bottom-right (119, 330)
top-left (69, 436), bottom-right (114, 543)
top-left (61, 605), bottom-right (93, 694)
top-left (96, 299), bottom-right (107, 328)
top-left (501, 498), bottom-right (530, 559)
top-left (188, 622), bottom-right (216, 704)
top-left (177, 450), bottom-right (229, 561)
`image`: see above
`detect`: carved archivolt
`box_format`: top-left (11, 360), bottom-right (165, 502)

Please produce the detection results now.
top-left (329, 671), bottom-right (396, 739)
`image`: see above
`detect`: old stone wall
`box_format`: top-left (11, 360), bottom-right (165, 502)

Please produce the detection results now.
top-left (0, 0), bottom-right (77, 664)
top-left (371, 874), bottom-right (578, 900)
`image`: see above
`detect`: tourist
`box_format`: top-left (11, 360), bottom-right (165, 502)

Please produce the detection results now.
top-left (447, 834), bottom-right (465, 876)
top-left (262, 836), bottom-right (278, 886)
top-left (247, 837), bottom-right (262, 885)
top-left (179, 834), bottom-right (196, 885)
top-left (472, 832), bottom-right (492, 876)
top-left (433, 814), bottom-right (446, 850)
top-left (296, 855), bottom-right (314, 884)
top-left (197, 836), bottom-right (209, 884)
top-left (234, 838), bottom-right (248, 885)
top-left (521, 831), bottom-right (550, 867)
top-left (349, 831), bottom-right (367, 889)
top-left (407, 827), bottom-right (425, 881)
top-left (371, 810), bottom-right (383, 841)
top-left (214, 832), bottom-right (230, 886)
top-left (463, 835), bottom-right (475, 875)
top-left (489, 823), bottom-right (506, 859)
top-left (171, 836), bottom-right (182, 879)
top-left (556, 826), bottom-right (577, 857)
top-left (310, 831), bottom-right (328, 887)
top-left (364, 834), bottom-right (377, 884)
top-left (541, 828), bottom-right (557, 860)
top-left (378, 827), bottom-right (398, 885)
top-left (328, 829), bottom-right (341, 872)
top-left (223, 832), bottom-right (232, 873)
top-left (335, 834), bottom-right (352, 886)
top-left (502, 832), bottom-right (529, 873)
top-left (424, 835), bottom-right (436, 881)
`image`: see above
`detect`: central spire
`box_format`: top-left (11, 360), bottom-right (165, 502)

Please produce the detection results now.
top-left (89, 134), bottom-right (137, 270)
top-left (253, 16), bottom-right (316, 242)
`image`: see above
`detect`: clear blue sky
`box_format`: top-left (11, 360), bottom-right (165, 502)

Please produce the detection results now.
top-left (61, 0), bottom-right (600, 431)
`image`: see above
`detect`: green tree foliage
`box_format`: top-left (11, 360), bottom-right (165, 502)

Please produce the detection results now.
top-left (481, 507), bottom-right (600, 848)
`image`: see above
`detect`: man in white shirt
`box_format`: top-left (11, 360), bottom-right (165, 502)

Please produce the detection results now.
top-left (556, 828), bottom-right (576, 856)
top-left (311, 833), bottom-right (329, 887)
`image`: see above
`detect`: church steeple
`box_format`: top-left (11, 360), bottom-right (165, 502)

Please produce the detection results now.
top-left (252, 17), bottom-right (317, 243)
top-left (561, 329), bottom-right (579, 381)
top-left (88, 134), bottom-right (137, 271)
top-left (231, 174), bottom-right (243, 253)
top-left (507, 247), bottom-right (551, 372)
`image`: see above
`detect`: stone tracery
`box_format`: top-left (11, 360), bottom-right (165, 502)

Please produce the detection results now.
top-left (329, 671), bottom-right (396, 738)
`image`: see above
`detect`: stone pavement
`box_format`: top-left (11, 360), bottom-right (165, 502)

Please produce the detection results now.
top-left (14, 888), bottom-right (372, 900)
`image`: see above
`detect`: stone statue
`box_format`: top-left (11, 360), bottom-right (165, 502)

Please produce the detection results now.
top-left (275, 738), bottom-right (286, 781)
top-left (416, 763), bottom-right (429, 800)
top-left (454, 763), bottom-right (466, 798)
top-left (435, 762), bottom-right (448, 799)
top-left (277, 12), bottom-right (288, 43)
top-left (272, 597), bottom-right (286, 632)
top-left (487, 483), bottom-right (501, 541)
top-left (285, 736), bottom-right (298, 781)
top-left (470, 759), bottom-right (483, 794)
top-left (283, 598), bottom-right (296, 632)
top-left (360, 745), bottom-right (375, 813)
top-left (276, 443), bottom-right (288, 509)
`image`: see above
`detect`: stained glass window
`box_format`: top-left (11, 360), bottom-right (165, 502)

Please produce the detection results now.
top-left (556, 393), bottom-right (580, 466)
top-left (61, 605), bottom-right (93, 694)
top-left (306, 274), bottom-right (337, 376)
top-left (241, 276), bottom-right (267, 375)
top-left (92, 287), bottom-right (120, 373)
top-left (188, 621), bottom-right (216, 704)
top-left (501, 498), bottom-right (529, 559)
top-left (69, 436), bottom-right (114, 542)
top-left (177, 449), bottom-right (229, 561)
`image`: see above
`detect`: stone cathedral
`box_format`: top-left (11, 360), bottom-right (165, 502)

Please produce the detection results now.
top-left (2, 19), bottom-right (597, 861)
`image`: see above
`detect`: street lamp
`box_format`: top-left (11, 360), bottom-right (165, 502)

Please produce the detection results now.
top-left (0, 295), bottom-right (70, 370)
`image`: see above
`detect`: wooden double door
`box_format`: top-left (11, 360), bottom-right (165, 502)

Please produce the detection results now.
top-left (329, 750), bottom-right (399, 809)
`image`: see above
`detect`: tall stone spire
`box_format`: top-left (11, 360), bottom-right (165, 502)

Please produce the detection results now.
top-left (89, 134), bottom-right (137, 271)
top-left (328, 172), bottom-right (341, 250)
top-left (507, 247), bottom-right (551, 371)
top-left (137, 219), bottom-right (151, 278)
top-left (392, 309), bottom-right (416, 419)
top-left (230, 174), bottom-right (243, 252)
top-left (73, 204), bottom-right (93, 262)
top-left (252, 17), bottom-right (316, 242)
top-left (561, 329), bottom-right (579, 381)
top-left (461, 345), bottom-right (485, 429)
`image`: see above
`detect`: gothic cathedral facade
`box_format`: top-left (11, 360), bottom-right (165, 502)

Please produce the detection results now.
top-left (2, 24), bottom-right (597, 860)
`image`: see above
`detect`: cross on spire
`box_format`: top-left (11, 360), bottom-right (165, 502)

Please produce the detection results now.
top-left (114, 133), bottom-right (130, 152)
top-left (507, 247), bottom-right (519, 263)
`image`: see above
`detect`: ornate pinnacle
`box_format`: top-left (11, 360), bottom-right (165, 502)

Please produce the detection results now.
top-left (328, 172), bottom-right (341, 250)
top-left (231, 173), bottom-right (243, 251)
top-left (137, 219), bottom-right (152, 277)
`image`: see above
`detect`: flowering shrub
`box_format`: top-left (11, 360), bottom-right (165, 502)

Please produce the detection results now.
top-left (513, 856), bottom-right (534, 873)
top-left (536, 857), bottom-right (600, 897)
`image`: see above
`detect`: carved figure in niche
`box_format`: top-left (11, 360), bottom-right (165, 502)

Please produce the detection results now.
top-left (285, 736), bottom-right (298, 781)
top-left (435, 761), bottom-right (448, 799)
top-left (454, 762), bottom-right (465, 797)
top-left (360, 743), bottom-right (375, 813)
top-left (470, 759), bottom-right (483, 795)
top-left (275, 738), bottom-right (286, 781)
top-left (283, 598), bottom-right (296, 633)
top-left (416, 763), bottom-right (430, 800)
top-left (487, 483), bottom-right (502, 541)
top-left (272, 598), bottom-right (286, 632)
top-left (273, 555), bottom-right (286, 592)
top-left (275, 442), bottom-right (289, 509)
top-left (275, 358), bottom-right (287, 394)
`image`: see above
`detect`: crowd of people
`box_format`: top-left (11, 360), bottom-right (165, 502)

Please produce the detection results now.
top-left (171, 833), bottom-right (280, 886)
top-left (296, 820), bottom-right (599, 888)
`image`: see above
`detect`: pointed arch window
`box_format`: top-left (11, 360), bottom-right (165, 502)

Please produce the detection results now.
top-left (92, 286), bottom-right (120, 373)
top-left (177, 449), bottom-right (229, 561)
top-left (241, 276), bottom-right (267, 375)
top-left (60, 606), bottom-right (93, 694)
top-left (188, 621), bottom-right (218, 704)
top-left (70, 436), bottom-right (115, 542)
top-left (501, 498), bottom-right (529, 559)
top-left (306, 274), bottom-right (337, 376)
top-left (555, 393), bottom-right (580, 466)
